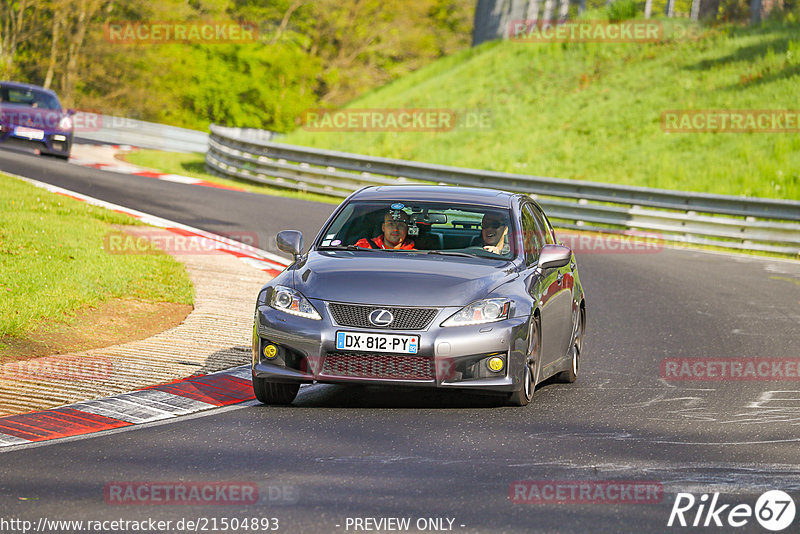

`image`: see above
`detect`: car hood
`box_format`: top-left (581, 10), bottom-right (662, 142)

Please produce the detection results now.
top-left (0, 104), bottom-right (66, 131)
top-left (295, 250), bottom-right (517, 306)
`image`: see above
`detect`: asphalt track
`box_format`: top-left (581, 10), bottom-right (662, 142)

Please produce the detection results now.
top-left (1, 147), bottom-right (800, 533)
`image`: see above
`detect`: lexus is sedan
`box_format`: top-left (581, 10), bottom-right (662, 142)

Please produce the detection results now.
top-left (252, 185), bottom-right (585, 406)
top-left (0, 81), bottom-right (74, 159)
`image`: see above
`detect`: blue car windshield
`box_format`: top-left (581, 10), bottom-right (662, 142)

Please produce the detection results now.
top-left (0, 86), bottom-right (62, 110)
top-left (318, 200), bottom-right (516, 260)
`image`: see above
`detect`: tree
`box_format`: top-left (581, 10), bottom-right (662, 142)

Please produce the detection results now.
top-left (0, 0), bottom-right (42, 78)
top-left (750, 0), bottom-right (783, 21)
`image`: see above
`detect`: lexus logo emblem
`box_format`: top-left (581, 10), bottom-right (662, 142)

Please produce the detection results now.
top-left (368, 309), bottom-right (394, 327)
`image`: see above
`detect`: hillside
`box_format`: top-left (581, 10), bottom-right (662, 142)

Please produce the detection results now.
top-left (283, 18), bottom-right (800, 200)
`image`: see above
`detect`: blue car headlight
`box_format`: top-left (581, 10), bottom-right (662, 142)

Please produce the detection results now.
top-left (269, 285), bottom-right (321, 320)
top-left (441, 298), bottom-right (512, 327)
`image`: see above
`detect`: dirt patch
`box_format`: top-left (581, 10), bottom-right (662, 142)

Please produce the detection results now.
top-left (0, 298), bottom-right (193, 362)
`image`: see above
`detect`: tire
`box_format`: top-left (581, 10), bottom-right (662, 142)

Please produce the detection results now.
top-left (253, 376), bottom-right (299, 405)
top-left (556, 306), bottom-right (584, 384)
top-left (508, 317), bottom-right (540, 407)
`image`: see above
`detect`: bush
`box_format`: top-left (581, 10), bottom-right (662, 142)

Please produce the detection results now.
top-left (607, 0), bottom-right (642, 21)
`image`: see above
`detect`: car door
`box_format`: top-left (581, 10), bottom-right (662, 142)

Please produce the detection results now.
top-left (531, 203), bottom-right (575, 365)
top-left (521, 203), bottom-right (563, 373)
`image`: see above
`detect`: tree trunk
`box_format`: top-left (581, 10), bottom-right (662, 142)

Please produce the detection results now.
top-left (43, 9), bottom-right (64, 90)
top-left (665, 0), bottom-right (676, 16)
top-left (690, 0), bottom-right (700, 19)
top-left (60, 0), bottom-right (104, 106)
top-left (526, 0), bottom-right (541, 23)
top-left (542, 0), bottom-right (556, 26)
top-left (644, 0), bottom-right (653, 18)
top-left (0, 0), bottom-right (29, 77)
top-left (750, 0), bottom-right (762, 22)
top-left (558, 0), bottom-right (569, 24)
top-left (698, 0), bottom-right (721, 19)
top-left (753, 0), bottom-right (783, 21)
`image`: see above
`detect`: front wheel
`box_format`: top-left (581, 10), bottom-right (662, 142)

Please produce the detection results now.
top-left (508, 317), bottom-right (540, 407)
top-left (253, 376), bottom-right (299, 405)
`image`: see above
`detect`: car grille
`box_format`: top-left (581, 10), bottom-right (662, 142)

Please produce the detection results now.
top-left (322, 353), bottom-right (435, 380)
top-left (328, 303), bottom-right (438, 330)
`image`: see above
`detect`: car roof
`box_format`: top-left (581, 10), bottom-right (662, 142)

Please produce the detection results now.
top-left (352, 185), bottom-right (517, 208)
top-left (0, 81), bottom-right (59, 97)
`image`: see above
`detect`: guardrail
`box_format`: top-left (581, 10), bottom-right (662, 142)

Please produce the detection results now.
top-left (74, 113), bottom-right (208, 153)
top-left (206, 123), bottom-right (800, 255)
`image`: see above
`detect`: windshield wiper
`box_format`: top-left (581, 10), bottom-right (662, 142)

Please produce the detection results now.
top-left (318, 245), bottom-right (363, 251)
top-left (425, 250), bottom-right (476, 258)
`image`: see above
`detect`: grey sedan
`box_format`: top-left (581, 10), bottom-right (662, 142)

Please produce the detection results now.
top-left (252, 185), bottom-right (585, 406)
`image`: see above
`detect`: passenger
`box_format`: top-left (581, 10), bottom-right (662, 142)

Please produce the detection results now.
top-left (480, 212), bottom-right (510, 254)
top-left (355, 209), bottom-right (416, 250)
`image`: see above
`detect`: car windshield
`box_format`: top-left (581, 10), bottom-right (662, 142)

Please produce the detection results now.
top-left (317, 200), bottom-right (515, 260)
top-left (0, 86), bottom-right (62, 110)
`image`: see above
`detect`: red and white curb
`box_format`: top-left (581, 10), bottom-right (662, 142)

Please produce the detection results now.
top-left (0, 366), bottom-right (255, 448)
top-left (16, 174), bottom-right (291, 277)
top-left (69, 145), bottom-right (246, 191)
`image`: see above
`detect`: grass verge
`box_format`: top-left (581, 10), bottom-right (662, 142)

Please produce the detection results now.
top-left (0, 173), bottom-right (194, 339)
top-left (282, 18), bottom-right (800, 200)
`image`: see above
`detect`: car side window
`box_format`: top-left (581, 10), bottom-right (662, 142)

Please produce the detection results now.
top-left (530, 203), bottom-right (556, 245)
top-left (521, 204), bottom-right (544, 265)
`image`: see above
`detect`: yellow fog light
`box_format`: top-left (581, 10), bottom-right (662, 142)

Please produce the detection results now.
top-left (487, 356), bottom-right (504, 372)
top-left (263, 344), bottom-right (278, 359)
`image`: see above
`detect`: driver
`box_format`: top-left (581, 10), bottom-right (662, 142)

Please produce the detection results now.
top-left (480, 212), bottom-right (510, 254)
top-left (355, 209), bottom-right (416, 250)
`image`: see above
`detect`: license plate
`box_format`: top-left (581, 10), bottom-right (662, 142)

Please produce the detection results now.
top-left (336, 331), bottom-right (419, 354)
top-left (14, 126), bottom-right (44, 140)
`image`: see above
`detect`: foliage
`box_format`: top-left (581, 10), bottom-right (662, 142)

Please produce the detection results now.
top-left (607, 0), bottom-right (642, 21)
top-left (2, 0), bottom-right (473, 132)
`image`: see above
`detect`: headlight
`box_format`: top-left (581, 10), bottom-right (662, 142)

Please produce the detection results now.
top-left (269, 285), bottom-right (321, 320)
top-left (441, 298), bottom-right (511, 327)
top-left (58, 116), bottom-right (73, 130)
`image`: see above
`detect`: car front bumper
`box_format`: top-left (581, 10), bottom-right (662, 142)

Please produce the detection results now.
top-left (0, 129), bottom-right (72, 157)
top-left (252, 303), bottom-right (530, 393)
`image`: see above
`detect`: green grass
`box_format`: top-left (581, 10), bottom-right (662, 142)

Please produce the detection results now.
top-left (122, 150), bottom-right (340, 205)
top-left (0, 174), bottom-right (194, 338)
top-left (281, 18), bottom-right (800, 200)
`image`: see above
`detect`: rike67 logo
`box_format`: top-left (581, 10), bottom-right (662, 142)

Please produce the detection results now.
top-left (668, 490), bottom-right (796, 531)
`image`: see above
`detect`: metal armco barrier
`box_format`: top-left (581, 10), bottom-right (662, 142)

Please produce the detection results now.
top-left (206, 123), bottom-right (800, 255)
top-left (74, 112), bottom-right (208, 153)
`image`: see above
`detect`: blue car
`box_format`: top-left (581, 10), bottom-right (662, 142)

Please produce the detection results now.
top-left (0, 81), bottom-right (74, 159)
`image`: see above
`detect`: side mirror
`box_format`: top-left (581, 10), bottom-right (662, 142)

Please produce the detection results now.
top-left (276, 230), bottom-right (303, 258)
top-left (538, 244), bottom-right (572, 270)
